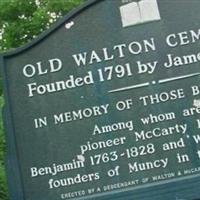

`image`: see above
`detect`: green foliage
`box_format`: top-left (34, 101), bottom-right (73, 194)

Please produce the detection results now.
top-left (0, 1), bottom-right (84, 199)
top-left (0, 0), bottom-right (84, 51)
top-left (0, 96), bottom-right (8, 200)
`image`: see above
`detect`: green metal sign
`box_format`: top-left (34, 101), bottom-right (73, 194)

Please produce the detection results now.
top-left (1, 0), bottom-right (200, 199)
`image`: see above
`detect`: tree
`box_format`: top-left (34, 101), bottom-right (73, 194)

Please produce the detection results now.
top-left (0, 0), bottom-right (84, 51)
top-left (0, 1), bottom-right (84, 200)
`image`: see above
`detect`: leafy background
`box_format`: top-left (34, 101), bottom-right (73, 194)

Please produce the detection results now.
top-left (0, 0), bottom-right (84, 199)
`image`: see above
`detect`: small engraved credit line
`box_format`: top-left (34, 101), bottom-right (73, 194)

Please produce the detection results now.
top-left (159, 72), bottom-right (200, 84)
top-left (108, 82), bottom-right (150, 93)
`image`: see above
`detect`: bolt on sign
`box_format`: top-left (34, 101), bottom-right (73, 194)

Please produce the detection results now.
top-left (1, 0), bottom-right (200, 199)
